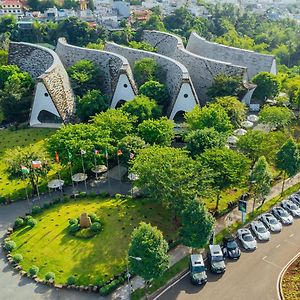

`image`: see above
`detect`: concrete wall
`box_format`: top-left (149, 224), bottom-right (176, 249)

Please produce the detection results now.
top-left (105, 41), bottom-right (199, 118)
top-left (142, 30), bottom-right (250, 105)
top-left (187, 32), bottom-right (276, 78)
top-left (9, 42), bottom-right (75, 127)
top-left (56, 38), bottom-right (137, 107)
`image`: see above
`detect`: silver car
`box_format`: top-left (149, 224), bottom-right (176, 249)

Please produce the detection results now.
top-left (237, 228), bottom-right (257, 251)
top-left (290, 195), bottom-right (300, 207)
top-left (259, 213), bottom-right (282, 232)
top-left (250, 220), bottom-right (270, 241)
top-left (272, 206), bottom-right (294, 225)
top-left (281, 200), bottom-right (300, 217)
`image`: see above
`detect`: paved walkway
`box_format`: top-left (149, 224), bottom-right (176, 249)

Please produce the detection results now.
top-left (0, 173), bottom-right (299, 300)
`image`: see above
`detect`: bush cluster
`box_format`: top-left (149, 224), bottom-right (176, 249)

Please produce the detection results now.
top-left (69, 218), bottom-right (78, 225)
top-left (69, 224), bottom-right (80, 233)
top-left (12, 253), bottom-right (23, 263)
top-left (32, 206), bottom-right (42, 215)
top-left (45, 272), bottom-right (55, 281)
top-left (99, 276), bottom-right (126, 296)
top-left (4, 240), bottom-right (16, 251)
top-left (28, 265), bottom-right (39, 276)
top-left (27, 217), bottom-right (37, 227)
top-left (66, 276), bottom-right (76, 285)
top-left (90, 222), bottom-right (102, 233)
top-left (14, 218), bottom-right (24, 228)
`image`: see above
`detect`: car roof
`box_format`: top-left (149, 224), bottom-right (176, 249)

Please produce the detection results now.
top-left (251, 220), bottom-right (262, 225)
top-left (238, 228), bottom-right (250, 234)
top-left (209, 244), bottom-right (222, 255)
top-left (190, 254), bottom-right (204, 266)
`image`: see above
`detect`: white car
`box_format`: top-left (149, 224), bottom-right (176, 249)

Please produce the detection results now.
top-left (259, 213), bottom-right (282, 233)
top-left (290, 195), bottom-right (300, 207)
top-left (250, 220), bottom-right (270, 241)
top-left (272, 206), bottom-right (294, 225)
top-left (237, 228), bottom-right (257, 251)
top-left (281, 200), bottom-right (300, 217)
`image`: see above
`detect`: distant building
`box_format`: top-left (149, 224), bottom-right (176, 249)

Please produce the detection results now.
top-left (0, 0), bottom-right (23, 16)
top-left (44, 7), bottom-right (58, 20)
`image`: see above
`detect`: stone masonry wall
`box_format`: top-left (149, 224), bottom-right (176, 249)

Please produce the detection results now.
top-left (143, 30), bottom-right (248, 105)
top-left (56, 38), bottom-right (137, 100)
top-left (105, 41), bottom-right (199, 115)
top-left (9, 42), bottom-right (75, 123)
top-left (187, 32), bottom-right (276, 79)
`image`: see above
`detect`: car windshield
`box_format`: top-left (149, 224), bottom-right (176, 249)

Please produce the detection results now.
top-left (278, 209), bottom-right (289, 217)
top-left (227, 240), bottom-right (237, 249)
top-left (212, 255), bottom-right (223, 262)
top-left (242, 234), bottom-right (254, 241)
top-left (257, 225), bottom-right (267, 233)
top-left (268, 218), bottom-right (277, 224)
top-left (192, 265), bottom-right (205, 273)
top-left (289, 203), bottom-right (298, 210)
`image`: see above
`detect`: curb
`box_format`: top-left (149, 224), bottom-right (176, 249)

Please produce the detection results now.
top-left (277, 251), bottom-right (300, 300)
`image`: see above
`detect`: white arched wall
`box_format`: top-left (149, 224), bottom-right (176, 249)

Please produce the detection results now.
top-left (30, 82), bottom-right (61, 127)
top-left (170, 82), bottom-right (198, 120)
top-left (111, 73), bottom-right (135, 108)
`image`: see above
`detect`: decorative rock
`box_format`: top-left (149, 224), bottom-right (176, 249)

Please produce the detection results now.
top-left (80, 212), bottom-right (92, 228)
top-left (93, 286), bottom-right (98, 292)
top-left (20, 271), bottom-right (27, 276)
top-left (79, 285), bottom-right (84, 291)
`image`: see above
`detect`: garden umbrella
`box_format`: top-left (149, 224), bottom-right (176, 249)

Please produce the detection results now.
top-left (92, 165), bottom-right (108, 174)
top-left (241, 120), bottom-right (254, 128)
top-left (72, 173), bottom-right (88, 182)
top-left (247, 115), bottom-right (259, 123)
top-left (47, 179), bottom-right (64, 189)
top-left (233, 128), bottom-right (247, 136)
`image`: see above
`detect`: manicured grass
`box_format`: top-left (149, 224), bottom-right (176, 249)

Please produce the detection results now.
top-left (0, 128), bottom-right (55, 200)
top-left (282, 257), bottom-right (300, 300)
top-left (10, 196), bottom-right (177, 286)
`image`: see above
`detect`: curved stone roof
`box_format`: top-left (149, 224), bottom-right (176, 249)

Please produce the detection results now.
top-left (9, 42), bottom-right (75, 123)
top-left (187, 32), bottom-right (276, 78)
top-left (105, 41), bottom-right (199, 116)
top-left (56, 38), bottom-right (137, 99)
top-left (142, 30), bottom-right (250, 105)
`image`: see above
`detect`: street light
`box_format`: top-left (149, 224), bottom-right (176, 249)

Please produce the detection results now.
top-left (127, 256), bottom-right (142, 299)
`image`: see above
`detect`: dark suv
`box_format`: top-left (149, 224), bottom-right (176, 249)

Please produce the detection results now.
top-left (222, 236), bottom-right (241, 260)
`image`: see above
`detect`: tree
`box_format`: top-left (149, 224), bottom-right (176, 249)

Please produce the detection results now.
top-left (121, 95), bottom-right (161, 123)
top-left (275, 138), bottom-right (300, 195)
top-left (0, 50), bottom-right (8, 66)
top-left (138, 117), bottom-right (174, 146)
top-left (128, 41), bottom-right (156, 52)
top-left (0, 65), bottom-right (20, 89)
top-left (68, 60), bottom-right (102, 96)
top-left (199, 147), bottom-right (250, 210)
top-left (214, 96), bottom-right (246, 127)
top-left (207, 74), bottom-right (245, 99)
top-left (185, 104), bottom-right (233, 135)
top-left (76, 89), bottom-right (109, 122)
top-left (259, 105), bottom-right (293, 129)
top-left (133, 58), bottom-right (164, 87)
top-left (91, 109), bottom-right (136, 142)
top-left (185, 128), bottom-right (226, 157)
top-left (5, 146), bottom-right (50, 196)
top-left (139, 80), bottom-right (169, 106)
top-left (47, 123), bottom-right (113, 172)
top-left (128, 222), bottom-right (169, 281)
top-left (252, 72), bottom-right (280, 101)
top-left (180, 199), bottom-right (215, 249)
top-left (250, 156), bottom-right (273, 208)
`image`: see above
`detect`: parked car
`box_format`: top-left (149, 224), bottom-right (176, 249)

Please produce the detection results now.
top-left (208, 245), bottom-right (226, 274)
top-left (281, 200), bottom-right (300, 217)
top-left (250, 220), bottom-right (270, 241)
top-left (272, 206), bottom-right (293, 225)
top-left (222, 236), bottom-right (241, 260)
top-left (259, 213), bottom-right (282, 233)
top-left (189, 254), bottom-right (207, 285)
top-left (236, 228), bottom-right (257, 251)
top-left (290, 195), bottom-right (300, 207)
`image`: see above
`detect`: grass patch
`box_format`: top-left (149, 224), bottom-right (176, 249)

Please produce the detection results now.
top-left (0, 128), bottom-right (55, 200)
top-left (282, 257), bottom-right (300, 300)
top-left (10, 196), bottom-right (177, 286)
top-left (131, 256), bottom-right (189, 300)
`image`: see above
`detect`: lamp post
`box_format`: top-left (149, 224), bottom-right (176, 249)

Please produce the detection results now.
top-left (127, 256), bottom-right (142, 299)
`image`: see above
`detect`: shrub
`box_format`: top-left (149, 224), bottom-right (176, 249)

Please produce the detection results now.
top-left (45, 272), bottom-right (55, 281)
top-left (28, 265), bottom-right (39, 276)
top-left (79, 192), bottom-right (86, 198)
top-left (53, 198), bottom-right (61, 204)
top-left (115, 194), bottom-right (122, 200)
top-left (66, 275), bottom-right (76, 285)
top-left (99, 192), bottom-right (109, 198)
top-left (27, 218), bottom-right (37, 227)
top-left (4, 240), bottom-right (16, 251)
top-left (32, 205), bottom-right (42, 215)
top-left (99, 278), bottom-right (123, 296)
top-left (69, 224), bottom-right (80, 233)
top-left (89, 192), bottom-right (97, 198)
top-left (14, 218), bottom-right (24, 228)
top-left (12, 253), bottom-right (23, 263)
top-left (62, 196), bottom-right (70, 203)
top-left (88, 213), bottom-right (100, 223)
top-left (24, 215), bottom-right (32, 222)
top-left (43, 203), bottom-right (51, 209)
top-left (90, 222), bottom-right (102, 233)
top-left (0, 196), bottom-right (5, 204)
top-left (69, 218), bottom-right (78, 225)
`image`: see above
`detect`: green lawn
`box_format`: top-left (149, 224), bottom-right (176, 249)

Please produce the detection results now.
top-left (10, 196), bottom-right (177, 286)
top-left (0, 128), bottom-right (55, 200)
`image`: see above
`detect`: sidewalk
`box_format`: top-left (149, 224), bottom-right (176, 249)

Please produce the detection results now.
top-left (118, 173), bottom-right (300, 300)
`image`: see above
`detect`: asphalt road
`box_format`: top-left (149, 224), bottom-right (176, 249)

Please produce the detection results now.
top-left (156, 218), bottom-right (300, 300)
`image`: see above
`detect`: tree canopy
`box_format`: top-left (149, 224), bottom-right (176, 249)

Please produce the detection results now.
top-left (259, 105), bottom-right (293, 129)
top-left (139, 80), bottom-right (169, 106)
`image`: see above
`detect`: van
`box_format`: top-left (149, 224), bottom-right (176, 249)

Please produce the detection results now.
top-left (189, 254), bottom-right (207, 285)
top-left (208, 245), bottom-right (226, 274)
